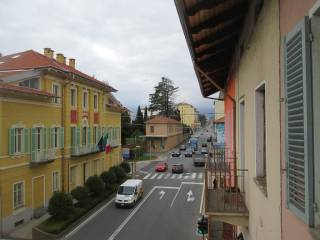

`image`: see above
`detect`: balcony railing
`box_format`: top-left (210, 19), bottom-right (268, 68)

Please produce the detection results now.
top-left (71, 144), bottom-right (99, 156)
top-left (31, 149), bottom-right (56, 164)
top-left (205, 146), bottom-right (249, 227)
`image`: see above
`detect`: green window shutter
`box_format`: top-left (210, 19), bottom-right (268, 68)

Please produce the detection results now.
top-left (76, 126), bottom-right (80, 146)
top-left (24, 128), bottom-right (30, 153)
top-left (284, 16), bottom-right (314, 225)
top-left (88, 127), bottom-right (91, 144)
top-left (98, 127), bottom-right (101, 143)
top-left (42, 128), bottom-right (47, 150)
top-left (60, 127), bottom-right (64, 148)
top-left (50, 128), bottom-right (54, 148)
top-left (31, 128), bottom-right (36, 160)
top-left (8, 128), bottom-right (15, 155)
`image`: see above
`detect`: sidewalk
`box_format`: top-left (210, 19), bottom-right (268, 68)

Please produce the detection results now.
top-left (4, 214), bottom-right (49, 240)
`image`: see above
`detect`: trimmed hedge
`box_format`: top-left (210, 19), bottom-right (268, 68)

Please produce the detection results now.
top-left (71, 186), bottom-right (90, 208)
top-left (48, 191), bottom-right (74, 220)
top-left (109, 166), bottom-right (126, 183)
top-left (120, 161), bottom-right (131, 174)
top-left (85, 175), bottom-right (105, 197)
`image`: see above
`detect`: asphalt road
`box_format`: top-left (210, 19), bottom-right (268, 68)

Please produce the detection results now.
top-left (64, 131), bottom-right (210, 240)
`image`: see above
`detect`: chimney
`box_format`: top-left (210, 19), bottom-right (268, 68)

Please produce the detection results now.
top-left (44, 48), bottom-right (54, 58)
top-left (68, 58), bottom-right (76, 68)
top-left (56, 53), bottom-right (66, 64)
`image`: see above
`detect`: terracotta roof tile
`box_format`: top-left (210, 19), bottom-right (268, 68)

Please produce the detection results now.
top-left (0, 50), bottom-right (116, 91)
top-left (0, 82), bottom-right (54, 97)
top-left (146, 116), bottom-right (181, 124)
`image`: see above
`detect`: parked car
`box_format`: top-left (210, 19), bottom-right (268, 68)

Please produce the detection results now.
top-left (115, 179), bottom-right (143, 208)
top-left (202, 143), bottom-right (207, 147)
top-left (184, 149), bottom-right (193, 157)
top-left (201, 147), bottom-right (208, 155)
top-left (155, 162), bottom-right (168, 172)
top-left (171, 150), bottom-right (181, 157)
top-left (172, 163), bottom-right (184, 174)
top-left (193, 155), bottom-right (205, 167)
top-left (180, 144), bottom-right (186, 151)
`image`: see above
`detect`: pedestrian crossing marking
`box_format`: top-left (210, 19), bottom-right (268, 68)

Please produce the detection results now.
top-left (150, 173), bottom-right (158, 179)
top-left (157, 174), bottom-right (164, 179)
top-left (143, 172), bottom-right (203, 181)
top-left (143, 174), bottom-right (151, 179)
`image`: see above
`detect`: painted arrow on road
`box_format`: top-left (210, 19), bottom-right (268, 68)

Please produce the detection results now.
top-left (187, 190), bottom-right (195, 202)
top-left (159, 190), bottom-right (165, 200)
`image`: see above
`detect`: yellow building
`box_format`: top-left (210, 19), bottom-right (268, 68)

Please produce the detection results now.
top-left (177, 102), bottom-right (199, 131)
top-left (0, 48), bottom-right (123, 234)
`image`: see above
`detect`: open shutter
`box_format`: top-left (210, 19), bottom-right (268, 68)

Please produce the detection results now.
top-left (76, 126), bottom-right (80, 146)
top-left (42, 128), bottom-right (47, 150)
top-left (60, 127), bottom-right (64, 148)
top-left (31, 128), bottom-right (36, 160)
top-left (50, 128), bottom-right (54, 148)
top-left (284, 16), bottom-right (314, 225)
top-left (24, 128), bottom-right (30, 153)
top-left (88, 127), bottom-right (91, 144)
top-left (8, 128), bottom-right (15, 155)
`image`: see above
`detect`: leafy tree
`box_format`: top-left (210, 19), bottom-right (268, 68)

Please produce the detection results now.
top-left (198, 114), bottom-right (207, 127)
top-left (71, 186), bottom-right (90, 208)
top-left (48, 191), bottom-right (74, 219)
top-left (100, 171), bottom-right (117, 187)
top-left (149, 77), bottom-right (179, 117)
top-left (143, 106), bottom-right (148, 122)
top-left (121, 110), bottom-right (132, 145)
top-left (85, 175), bottom-right (105, 197)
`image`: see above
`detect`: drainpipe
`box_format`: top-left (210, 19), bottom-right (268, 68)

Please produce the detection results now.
top-left (61, 72), bottom-right (74, 192)
top-left (195, 65), bottom-right (238, 187)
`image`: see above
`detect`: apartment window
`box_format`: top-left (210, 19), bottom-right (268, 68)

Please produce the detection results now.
top-left (18, 78), bottom-right (39, 89)
top-left (94, 94), bottom-right (98, 111)
top-left (70, 166), bottom-right (77, 185)
top-left (82, 127), bottom-right (88, 145)
top-left (71, 88), bottom-right (77, 107)
top-left (52, 171), bottom-right (60, 192)
top-left (83, 90), bottom-right (88, 109)
top-left (150, 126), bottom-right (154, 133)
top-left (13, 182), bottom-right (24, 210)
top-left (14, 128), bottom-right (23, 153)
top-left (255, 83), bottom-right (267, 194)
top-left (52, 84), bottom-right (60, 104)
top-left (52, 127), bottom-right (59, 148)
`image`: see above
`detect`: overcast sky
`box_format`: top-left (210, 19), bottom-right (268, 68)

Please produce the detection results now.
top-left (0, 0), bottom-right (214, 116)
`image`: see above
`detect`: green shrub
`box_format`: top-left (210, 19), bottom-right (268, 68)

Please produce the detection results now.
top-left (119, 161), bottom-right (131, 174)
top-left (85, 175), bottom-right (105, 197)
top-left (100, 171), bottom-right (117, 188)
top-left (71, 186), bottom-right (90, 208)
top-left (48, 191), bottom-right (74, 220)
top-left (109, 166), bottom-right (126, 183)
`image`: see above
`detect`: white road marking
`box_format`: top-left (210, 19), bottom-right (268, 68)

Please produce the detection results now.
top-left (198, 173), bottom-right (203, 179)
top-left (157, 174), bottom-right (164, 179)
top-left (64, 197), bottom-right (115, 238)
top-left (159, 190), bottom-right (165, 200)
top-left (107, 186), bottom-right (179, 240)
top-left (177, 174), bottom-right (183, 179)
top-left (143, 174), bottom-right (151, 179)
top-left (164, 173), bottom-right (171, 179)
top-left (184, 175), bottom-right (189, 179)
top-left (150, 173), bottom-right (158, 179)
top-left (199, 183), bottom-right (205, 213)
top-left (171, 174), bottom-right (177, 179)
top-left (186, 190), bottom-right (195, 202)
top-left (170, 182), bottom-right (183, 208)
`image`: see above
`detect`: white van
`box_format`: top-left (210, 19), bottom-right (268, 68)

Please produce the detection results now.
top-left (115, 179), bottom-right (143, 208)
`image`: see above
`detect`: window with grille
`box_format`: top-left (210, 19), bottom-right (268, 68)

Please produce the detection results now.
top-left (13, 182), bottom-right (24, 210)
top-left (52, 171), bottom-right (60, 192)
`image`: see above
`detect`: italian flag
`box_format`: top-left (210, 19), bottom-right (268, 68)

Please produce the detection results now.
top-left (97, 133), bottom-right (111, 154)
top-left (105, 133), bottom-right (111, 154)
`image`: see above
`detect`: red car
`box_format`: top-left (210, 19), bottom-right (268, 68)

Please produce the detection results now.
top-left (155, 162), bottom-right (168, 172)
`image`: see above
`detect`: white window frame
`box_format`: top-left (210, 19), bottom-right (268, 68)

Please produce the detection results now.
top-left (93, 93), bottom-right (98, 111)
top-left (70, 87), bottom-right (77, 108)
top-left (52, 83), bottom-right (61, 104)
top-left (83, 89), bottom-right (88, 110)
top-left (14, 128), bottom-right (24, 154)
top-left (70, 166), bottom-right (77, 186)
top-left (82, 126), bottom-right (88, 146)
top-left (255, 82), bottom-right (267, 179)
top-left (52, 171), bottom-right (60, 192)
top-left (52, 127), bottom-right (60, 149)
top-left (13, 181), bottom-right (25, 210)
